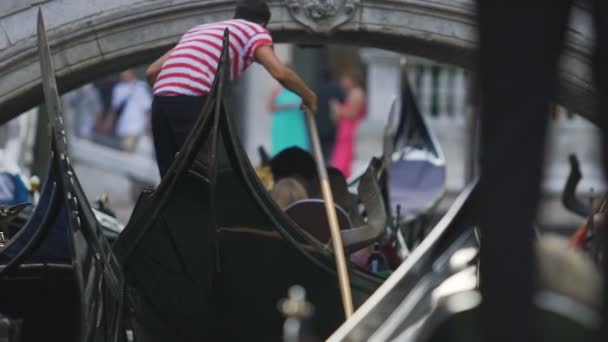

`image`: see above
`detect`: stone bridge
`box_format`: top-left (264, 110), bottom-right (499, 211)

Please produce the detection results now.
top-left (0, 0), bottom-right (596, 124)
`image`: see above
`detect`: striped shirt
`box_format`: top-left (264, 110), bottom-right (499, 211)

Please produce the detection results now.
top-left (154, 19), bottom-right (274, 96)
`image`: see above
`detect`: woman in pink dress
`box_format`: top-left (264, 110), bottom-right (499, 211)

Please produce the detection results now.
top-left (330, 71), bottom-right (367, 179)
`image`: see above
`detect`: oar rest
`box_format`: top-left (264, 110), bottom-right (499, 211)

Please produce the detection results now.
top-left (285, 163), bottom-right (387, 253)
top-left (342, 163), bottom-right (388, 252)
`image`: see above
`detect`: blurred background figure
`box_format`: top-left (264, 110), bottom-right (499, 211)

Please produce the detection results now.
top-left (102, 69), bottom-right (152, 153)
top-left (267, 85), bottom-right (310, 155)
top-left (64, 83), bottom-right (102, 139)
top-left (330, 69), bottom-right (367, 178)
top-left (0, 172), bottom-right (29, 206)
top-left (95, 75), bottom-right (118, 114)
top-left (315, 68), bottom-right (345, 161)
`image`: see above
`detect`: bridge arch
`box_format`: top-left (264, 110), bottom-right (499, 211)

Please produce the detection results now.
top-left (0, 0), bottom-right (595, 123)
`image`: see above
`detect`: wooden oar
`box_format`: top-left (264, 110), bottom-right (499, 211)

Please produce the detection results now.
top-left (304, 108), bottom-right (354, 318)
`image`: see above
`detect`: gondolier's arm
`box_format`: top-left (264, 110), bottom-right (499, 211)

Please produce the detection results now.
top-left (255, 46), bottom-right (318, 114)
top-left (146, 50), bottom-right (173, 86)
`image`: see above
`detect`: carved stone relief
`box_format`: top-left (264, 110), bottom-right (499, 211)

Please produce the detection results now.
top-left (286, 0), bottom-right (360, 34)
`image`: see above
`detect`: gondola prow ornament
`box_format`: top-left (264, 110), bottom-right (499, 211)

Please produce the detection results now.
top-left (279, 285), bottom-right (317, 342)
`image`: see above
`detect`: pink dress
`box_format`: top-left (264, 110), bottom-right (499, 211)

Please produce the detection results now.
top-left (331, 99), bottom-right (367, 178)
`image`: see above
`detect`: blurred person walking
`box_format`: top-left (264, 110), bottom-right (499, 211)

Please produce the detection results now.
top-left (64, 83), bottom-right (103, 139)
top-left (330, 69), bottom-right (366, 179)
top-left (268, 85), bottom-right (310, 155)
top-left (102, 69), bottom-right (152, 152)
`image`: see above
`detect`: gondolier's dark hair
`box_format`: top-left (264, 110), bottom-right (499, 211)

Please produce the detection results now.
top-left (234, 0), bottom-right (271, 24)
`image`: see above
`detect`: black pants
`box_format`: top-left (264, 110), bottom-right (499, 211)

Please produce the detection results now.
top-left (476, 1), bottom-right (608, 341)
top-left (151, 95), bottom-right (209, 177)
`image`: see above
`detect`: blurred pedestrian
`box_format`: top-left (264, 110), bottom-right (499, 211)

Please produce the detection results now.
top-left (330, 69), bottom-right (366, 179)
top-left (315, 68), bottom-right (345, 160)
top-left (64, 83), bottom-right (102, 139)
top-left (102, 69), bottom-right (152, 152)
top-left (267, 85), bottom-right (310, 155)
top-left (94, 75), bottom-right (118, 114)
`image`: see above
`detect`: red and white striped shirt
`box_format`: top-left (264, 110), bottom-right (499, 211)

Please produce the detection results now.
top-left (153, 19), bottom-right (273, 96)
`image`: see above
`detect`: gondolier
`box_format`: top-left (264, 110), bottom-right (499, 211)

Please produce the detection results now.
top-left (146, 0), bottom-right (318, 176)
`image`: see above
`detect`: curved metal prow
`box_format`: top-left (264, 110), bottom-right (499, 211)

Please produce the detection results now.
top-left (382, 96), bottom-right (399, 171)
top-left (562, 154), bottom-right (592, 218)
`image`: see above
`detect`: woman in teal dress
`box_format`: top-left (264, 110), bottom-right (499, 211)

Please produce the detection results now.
top-left (268, 86), bottom-right (310, 155)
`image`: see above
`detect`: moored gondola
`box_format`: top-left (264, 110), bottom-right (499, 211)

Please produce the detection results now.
top-left (387, 69), bottom-right (447, 254)
top-left (0, 11), bottom-right (127, 342)
top-left (349, 69), bottom-right (447, 261)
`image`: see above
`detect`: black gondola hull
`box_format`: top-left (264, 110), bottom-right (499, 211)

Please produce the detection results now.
top-left (114, 33), bottom-right (384, 341)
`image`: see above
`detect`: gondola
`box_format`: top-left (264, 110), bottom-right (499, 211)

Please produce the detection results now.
top-left (386, 69), bottom-right (447, 255)
top-left (0, 11), bottom-right (127, 342)
top-left (114, 33), bottom-right (391, 341)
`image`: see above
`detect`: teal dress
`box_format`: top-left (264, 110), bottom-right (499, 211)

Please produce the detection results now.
top-left (271, 89), bottom-right (310, 155)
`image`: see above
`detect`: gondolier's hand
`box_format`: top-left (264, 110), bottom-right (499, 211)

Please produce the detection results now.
top-left (302, 92), bottom-right (318, 115)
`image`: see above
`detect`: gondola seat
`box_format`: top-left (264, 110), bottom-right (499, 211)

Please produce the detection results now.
top-left (285, 163), bottom-right (388, 253)
top-left (285, 199), bottom-right (352, 243)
